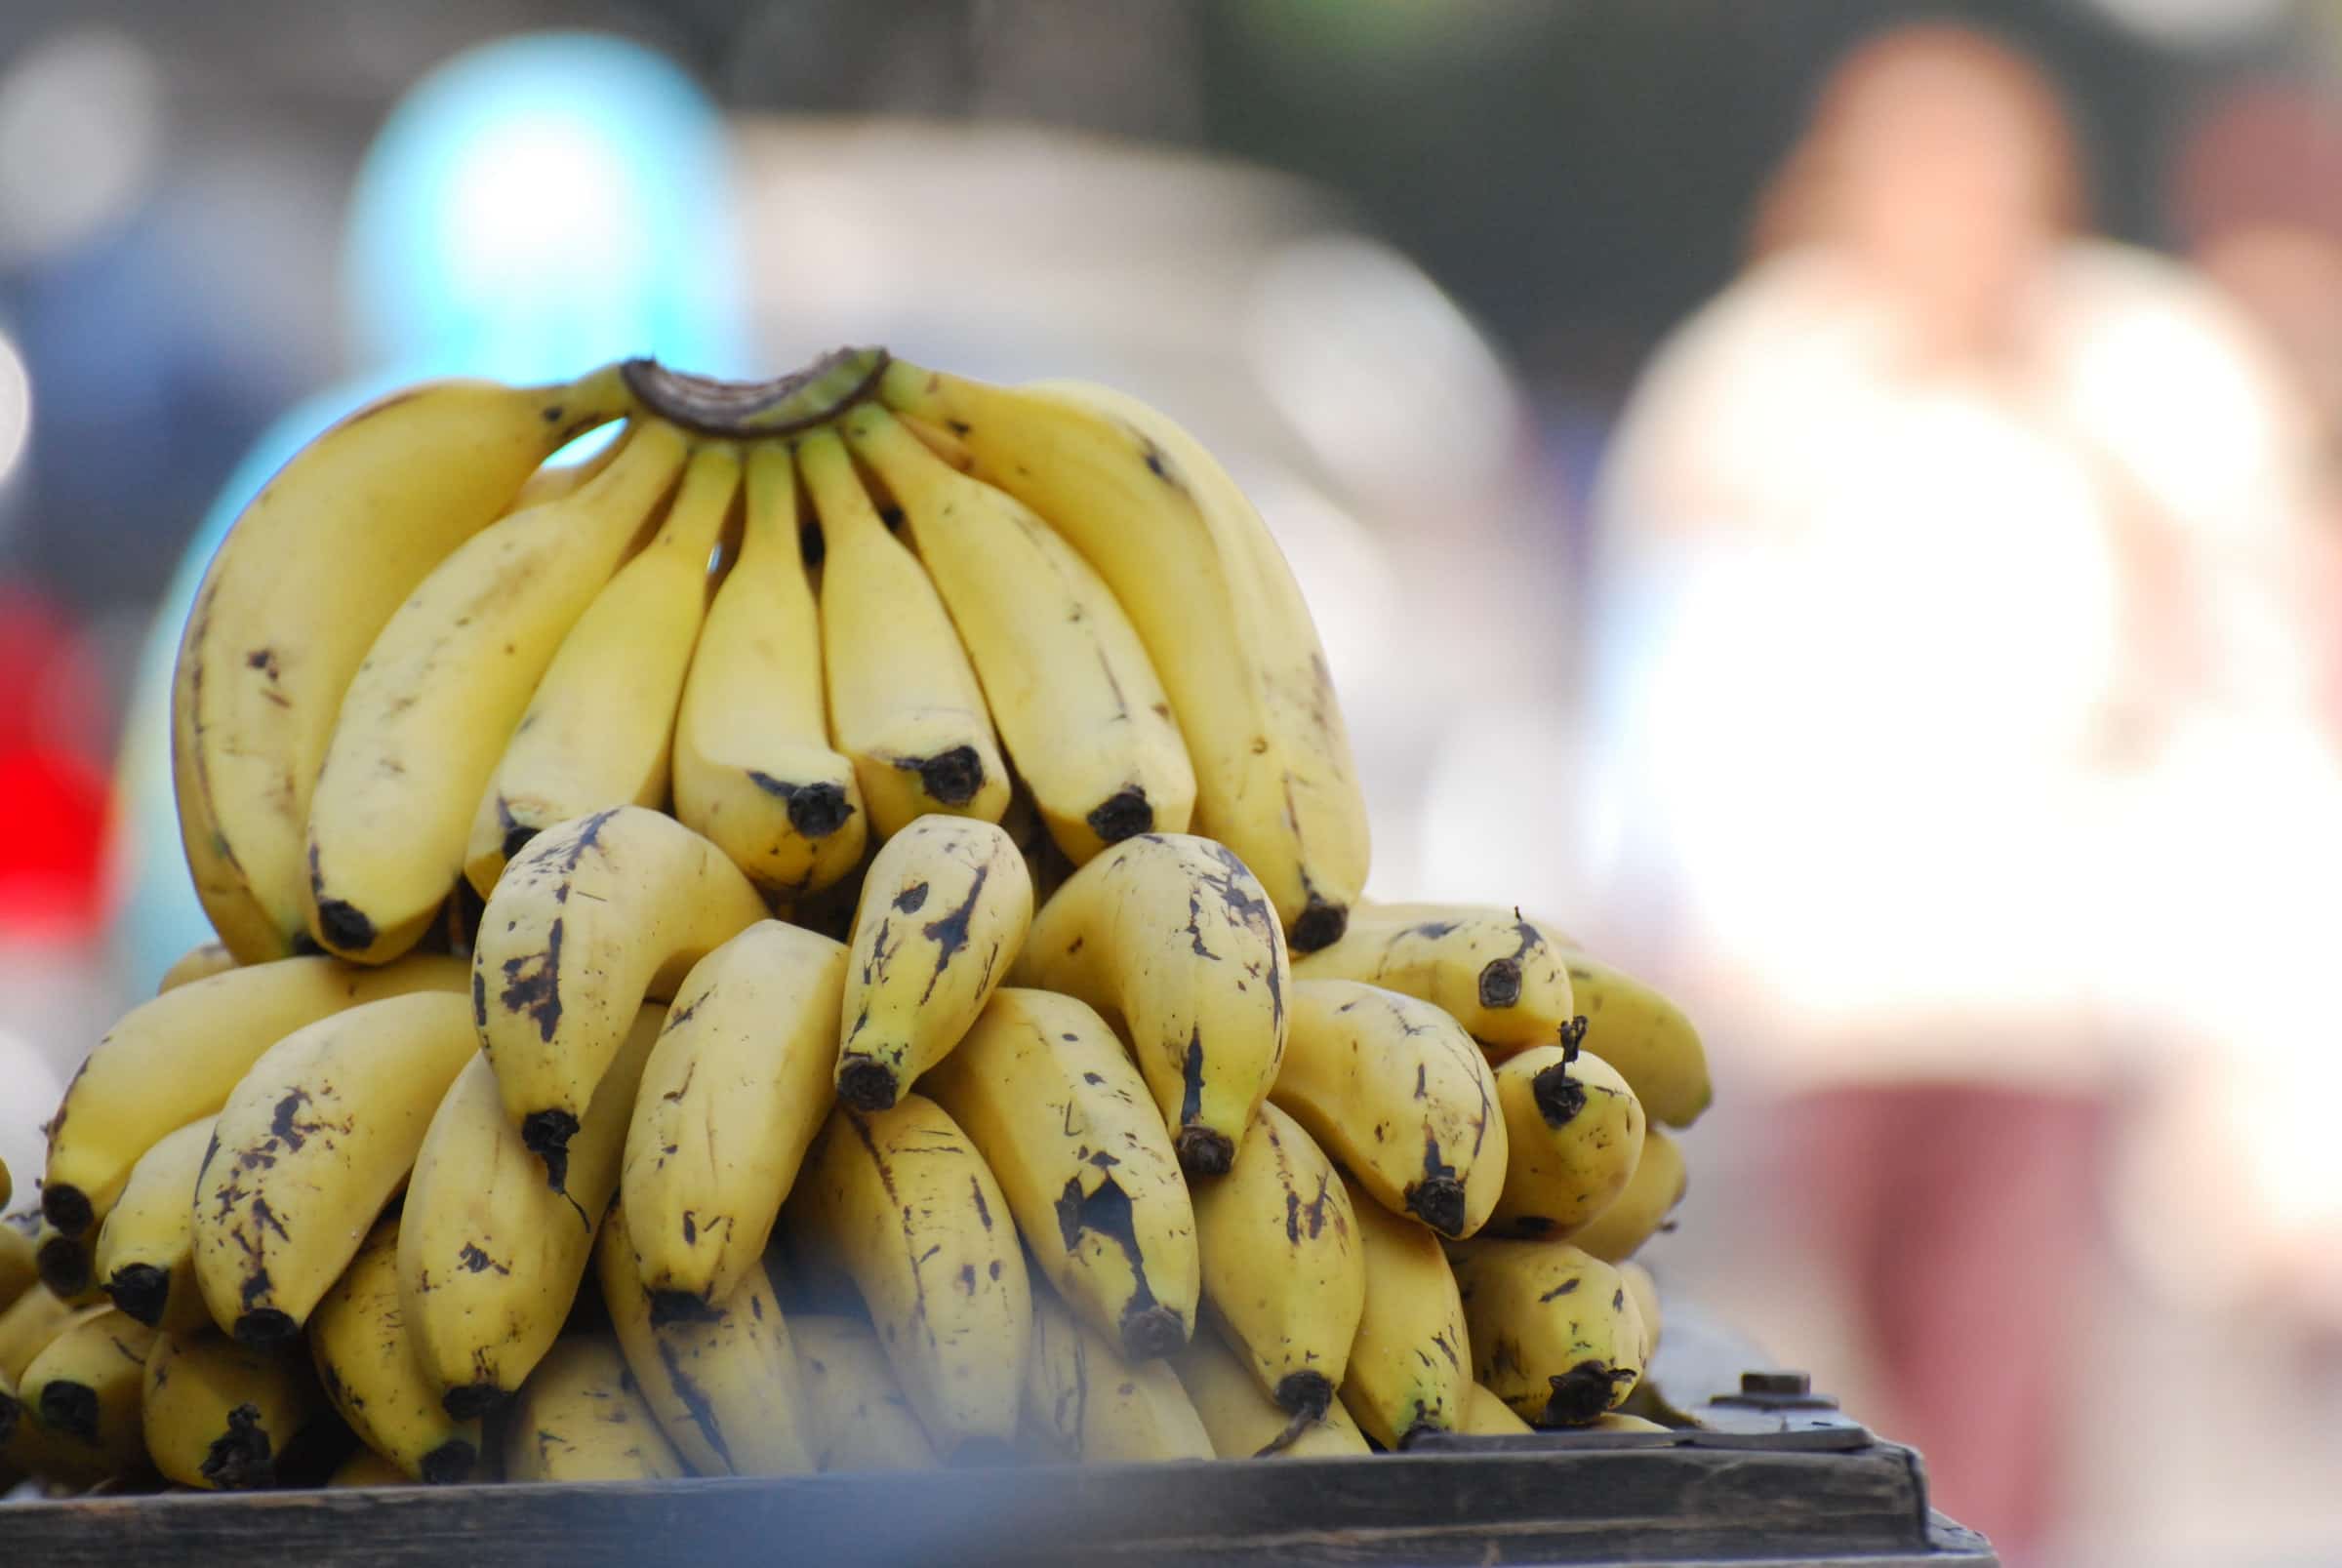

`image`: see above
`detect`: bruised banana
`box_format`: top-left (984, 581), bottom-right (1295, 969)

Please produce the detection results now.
top-left (846, 402), bottom-right (1194, 864)
top-left (193, 991), bottom-right (480, 1345)
top-left (1169, 1329), bottom-right (1369, 1460)
top-left (173, 368), bottom-right (630, 962)
top-left (503, 1336), bottom-right (685, 1482)
top-left (622, 921), bottom-right (844, 1317)
top-left (1023, 1283), bottom-right (1211, 1464)
top-left (833, 814), bottom-right (1030, 1113)
top-left (670, 440), bottom-right (866, 897)
top-left (1449, 1238), bottom-right (1644, 1427)
top-left (1570, 1126), bottom-right (1685, 1264)
top-left (94, 1117), bottom-right (216, 1335)
top-left (1484, 1035), bottom-right (1645, 1240)
top-left (1341, 1177), bottom-right (1471, 1448)
top-left (310, 1214), bottom-right (481, 1483)
top-left (19, 1307), bottom-right (155, 1476)
top-left (157, 944), bottom-right (236, 994)
top-left (473, 805), bottom-right (769, 1182)
top-left (1294, 904), bottom-right (1574, 1049)
top-left (789, 1315), bottom-right (937, 1471)
top-left (1272, 978), bottom-right (1506, 1239)
top-left (1011, 833), bottom-right (1288, 1176)
top-left (42, 953), bottom-right (468, 1240)
top-left (141, 1329), bottom-right (321, 1490)
top-left (924, 986), bottom-right (1198, 1361)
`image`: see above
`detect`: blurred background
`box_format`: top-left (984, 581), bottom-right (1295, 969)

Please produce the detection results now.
top-left (1, 0), bottom-right (2339, 1560)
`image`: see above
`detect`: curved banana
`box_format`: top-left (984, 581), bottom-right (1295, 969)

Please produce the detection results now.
top-left (924, 986), bottom-right (1197, 1361)
top-left (1448, 1239), bottom-right (1644, 1427)
top-left (310, 1214), bottom-right (481, 1484)
top-left (798, 424), bottom-right (1010, 838)
top-left (41, 953), bottom-right (468, 1239)
top-left (784, 1098), bottom-right (1030, 1458)
top-left (845, 403), bottom-right (1194, 864)
top-left (19, 1307), bottom-right (154, 1476)
top-left (1191, 1103), bottom-right (1362, 1422)
top-left (1485, 1037), bottom-right (1645, 1240)
top-left (193, 991), bottom-right (481, 1344)
top-left (1618, 1261), bottom-right (1662, 1362)
top-left (1010, 833), bottom-right (1288, 1175)
top-left (141, 1328), bottom-right (320, 1489)
top-left (0, 1286), bottom-right (84, 1383)
top-left (0, 1215), bottom-right (34, 1309)
top-left (622, 921), bottom-right (845, 1317)
top-left (303, 418), bottom-right (689, 961)
top-left (1341, 1175), bottom-right (1471, 1447)
top-left (790, 1314), bottom-right (937, 1471)
top-left (1271, 978), bottom-right (1505, 1239)
top-left (401, 1007), bottom-right (663, 1420)
top-left (157, 944), bottom-right (237, 994)
top-left (472, 805), bottom-right (770, 1182)
top-left (94, 1117), bottom-right (216, 1334)
top-left (1552, 948), bottom-right (1711, 1127)
top-left (1293, 905), bottom-right (1574, 1049)
top-left (1168, 1329), bottom-right (1369, 1460)
top-left (833, 815), bottom-right (1030, 1112)
top-left (502, 1336), bottom-right (685, 1482)
top-left (509, 426), bottom-right (629, 510)
top-left (876, 364), bottom-right (1367, 951)
top-left (326, 1448), bottom-right (411, 1488)
top-left (671, 441), bottom-right (867, 898)
top-left (172, 369), bottom-right (630, 962)
top-left (1570, 1126), bottom-right (1685, 1264)
top-left (598, 1200), bottom-right (814, 1476)
top-left (1459, 1380), bottom-right (1535, 1436)
top-left (1023, 1284), bottom-right (1211, 1464)
top-left (463, 441), bottom-right (739, 894)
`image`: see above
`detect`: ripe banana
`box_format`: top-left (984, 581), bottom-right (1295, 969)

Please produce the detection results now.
top-left (472, 805), bottom-right (769, 1182)
top-left (1570, 1126), bottom-right (1686, 1264)
top-left (503, 1336), bottom-right (686, 1482)
top-left (784, 1097), bottom-right (1030, 1458)
top-left (326, 1447), bottom-right (410, 1488)
top-left (1448, 1239), bottom-right (1644, 1427)
top-left (1293, 904), bottom-right (1575, 1049)
top-left (833, 815), bottom-right (1030, 1112)
top-left (141, 1328), bottom-right (320, 1489)
top-left (845, 402), bottom-right (1194, 864)
top-left (1010, 833), bottom-right (1288, 1175)
top-left (789, 1314), bottom-right (937, 1471)
top-left (1340, 1176), bottom-right (1470, 1448)
top-left (1168, 1329), bottom-right (1369, 1459)
top-left (173, 368), bottom-right (630, 962)
top-left (1618, 1261), bottom-right (1662, 1362)
top-left (1459, 1380), bottom-right (1535, 1436)
top-left (1191, 1102), bottom-right (1362, 1422)
top-left (598, 1200), bottom-right (814, 1476)
top-left (924, 986), bottom-right (1197, 1361)
top-left (1553, 948), bottom-right (1711, 1127)
top-left (1485, 1036), bottom-right (1645, 1240)
top-left (401, 1006), bottom-right (663, 1420)
top-left (303, 418), bottom-right (689, 961)
top-left (1271, 978), bottom-right (1506, 1239)
top-left (157, 944), bottom-right (236, 994)
top-left (310, 1214), bottom-right (481, 1484)
top-left (41, 953), bottom-right (467, 1239)
top-left (94, 1117), bottom-right (216, 1335)
top-left (670, 440), bottom-right (867, 897)
top-left (0, 1215), bottom-right (34, 1309)
top-left (463, 440), bottom-right (739, 894)
top-left (621, 921), bottom-right (844, 1317)
top-left (19, 1307), bottom-right (154, 1476)
top-left (798, 424), bottom-right (1010, 837)
top-left (193, 991), bottom-right (481, 1344)
top-left (878, 365), bottom-right (1367, 949)
top-left (0, 1286), bottom-right (83, 1383)
top-left (1023, 1283), bottom-right (1211, 1464)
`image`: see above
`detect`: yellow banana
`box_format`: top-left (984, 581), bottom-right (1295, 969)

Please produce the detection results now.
top-left (173, 369), bottom-right (630, 962)
top-left (799, 424), bottom-right (1010, 838)
top-left (1448, 1238), bottom-right (1644, 1427)
top-left (1010, 833), bottom-right (1288, 1175)
top-left (472, 805), bottom-right (769, 1183)
top-left (309, 1214), bottom-right (482, 1484)
top-left (141, 1328), bottom-right (320, 1489)
top-left (621, 921), bottom-right (844, 1317)
top-left (509, 426), bottom-right (630, 511)
top-left (1341, 1175), bottom-right (1471, 1447)
top-left (0, 1286), bottom-right (83, 1383)
top-left (94, 1117), bottom-right (215, 1335)
top-left (784, 1098), bottom-right (1030, 1458)
top-left (1553, 948), bottom-right (1711, 1127)
top-left (463, 441), bottom-right (739, 895)
top-left (41, 953), bottom-right (467, 1239)
top-left (33, 1217), bottom-right (92, 1301)
top-left (876, 365), bottom-right (1367, 951)
top-left (1023, 1284), bottom-right (1211, 1465)
top-left (302, 419), bottom-right (689, 961)
top-left (1168, 1329), bottom-right (1369, 1459)
top-left (1459, 1380), bottom-right (1535, 1436)
top-left (1191, 1103), bottom-right (1362, 1422)
top-left (1484, 1036), bottom-right (1645, 1240)
top-left (502, 1336), bottom-right (685, 1482)
top-left (833, 815), bottom-right (1030, 1112)
top-left (0, 1214), bottom-right (34, 1309)
top-left (1294, 904), bottom-right (1574, 1048)
top-left (670, 441), bottom-right (867, 898)
top-left (400, 1007), bottom-right (663, 1420)
top-left (923, 986), bottom-right (1198, 1361)
top-left (157, 944), bottom-right (236, 994)
top-left (597, 1199), bottom-right (814, 1476)
top-left (192, 991), bottom-right (480, 1344)
top-left (326, 1447), bottom-right (410, 1488)
top-left (1271, 978), bottom-right (1506, 1239)
top-left (789, 1314), bottom-right (937, 1471)
top-left (845, 403), bottom-right (1194, 864)
top-left (1592, 1412), bottom-right (1672, 1435)
top-left (19, 1307), bottom-right (154, 1476)
top-left (1570, 1126), bottom-right (1686, 1264)
top-left (1618, 1261), bottom-right (1661, 1362)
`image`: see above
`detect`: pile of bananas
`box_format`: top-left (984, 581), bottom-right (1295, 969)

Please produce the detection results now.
top-left (0, 350), bottom-right (1709, 1493)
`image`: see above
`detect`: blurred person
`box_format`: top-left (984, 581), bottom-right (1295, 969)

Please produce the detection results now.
top-left (1590, 23), bottom-right (2342, 1562)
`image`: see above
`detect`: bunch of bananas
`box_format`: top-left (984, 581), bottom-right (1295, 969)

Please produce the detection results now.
top-left (4, 351), bottom-right (1712, 1493)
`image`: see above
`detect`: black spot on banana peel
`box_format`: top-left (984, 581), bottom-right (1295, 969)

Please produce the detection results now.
top-left (648, 1289), bottom-right (722, 1329)
top-left (38, 1381), bottom-right (101, 1443)
top-left (1396, 1417), bottom-right (1441, 1450)
top-left (1477, 958), bottom-right (1523, 1010)
top-left (104, 1264), bottom-right (171, 1327)
top-left (835, 1058), bottom-right (899, 1114)
top-left (1539, 1361), bottom-right (1638, 1427)
top-left (200, 1403), bottom-right (277, 1490)
top-left (36, 1233), bottom-right (91, 1296)
top-left (906, 745), bottom-right (984, 807)
top-left (1085, 787), bottom-right (1153, 847)
top-left (522, 1109), bottom-right (580, 1189)
top-left (420, 1438), bottom-right (478, 1485)
top-left (1051, 1175), bottom-right (1181, 1359)
top-left (441, 1383), bottom-right (505, 1423)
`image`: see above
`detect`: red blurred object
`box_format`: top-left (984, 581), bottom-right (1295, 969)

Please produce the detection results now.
top-left (0, 582), bottom-right (114, 939)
